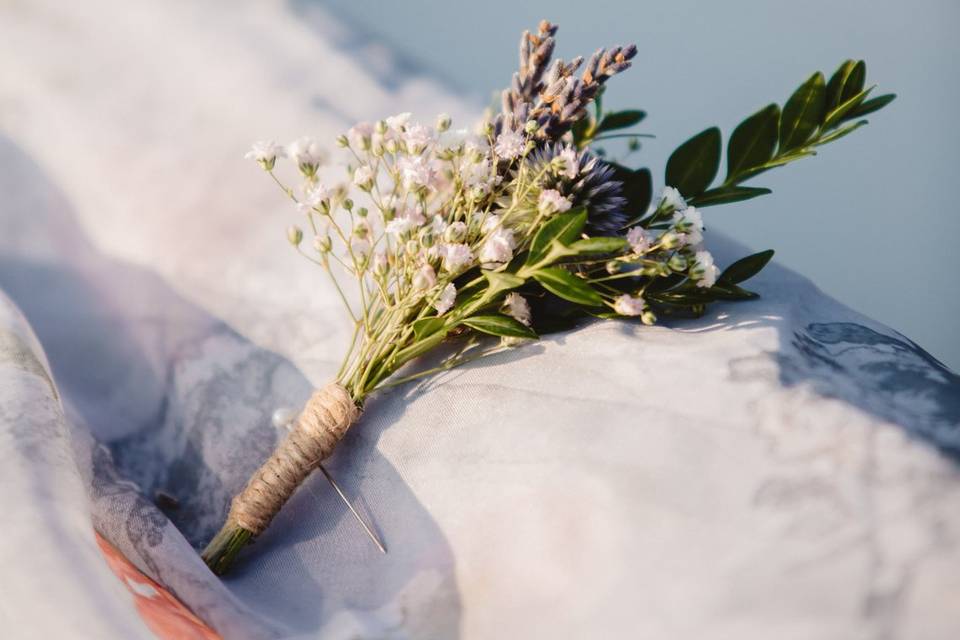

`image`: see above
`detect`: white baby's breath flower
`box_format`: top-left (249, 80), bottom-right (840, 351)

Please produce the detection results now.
top-left (444, 221), bottom-right (467, 243)
top-left (412, 263), bottom-right (437, 291)
top-left (429, 214), bottom-right (448, 235)
top-left (481, 214), bottom-right (502, 234)
top-left (614, 294), bottom-right (646, 316)
top-left (672, 205), bottom-right (704, 246)
top-left (503, 292), bottom-right (532, 326)
top-left (479, 227), bottom-right (516, 264)
top-left (346, 122), bottom-right (374, 150)
top-left (371, 251), bottom-right (389, 275)
top-left (397, 156), bottom-right (437, 191)
top-left (680, 206), bottom-right (703, 230)
top-left (626, 226), bottom-right (651, 253)
top-left (538, 189), bottom-right (572, 215)
top-left (351, 237), bottom-right (372, 260)
top-left (661, 186), bottom-right (687, 211)
top-left (464, 135), bottom-right (490, 157)
top-left (386, 112), bottom-right (412, 131)
top-left (434, 283), bottom-right (456, 315)
top-left (304, 182), bottom-right (333, 207)
top-left (440, 127), bottom-right (471, 151)
top-left (692, 250), bottom-right (719, 288)
top-left (439, 243), bottom-right (475, 273)
top-left (557, 146), bottom-right (580, 180)
top-left (403, 123), bottom-right (435, 153)
top-left (460, 157), bottom-right (494, 193)
top-left (494, 129), bottom-right (526, 159)
top-left (384, 218), bottom-right (412, 236)
top-left (385, 206), bottom-right (426, 237)
top-left (286, 137), bottom-right (326, 176)
top-left (244, 140), bottom-right (284, 170)
top-left (352, 165), bottom-right (374, 189)
top-left (296, 202), bottom-right (313, 216)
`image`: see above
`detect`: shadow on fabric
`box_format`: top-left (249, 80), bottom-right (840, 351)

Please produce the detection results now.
top-left (0, 135), bottom-right (463, 637)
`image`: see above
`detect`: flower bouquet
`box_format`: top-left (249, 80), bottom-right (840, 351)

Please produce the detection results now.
top-left (202, 20), bottom-right (893, 574)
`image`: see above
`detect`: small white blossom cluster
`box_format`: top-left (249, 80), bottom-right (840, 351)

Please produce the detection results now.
top-left (617, 186), bottom-right (720, 293)
top-left (246, 116), bottom-right (726, 344)
top-left (248, 113), bottom-right (581, 333)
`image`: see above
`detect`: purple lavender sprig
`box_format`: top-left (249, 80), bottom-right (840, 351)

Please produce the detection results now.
top-left (495, 20), bottom-right (637, 142)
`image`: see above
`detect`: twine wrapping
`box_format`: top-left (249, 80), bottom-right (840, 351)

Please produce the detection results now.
top-left (227, 383), bottom-right (359, 535)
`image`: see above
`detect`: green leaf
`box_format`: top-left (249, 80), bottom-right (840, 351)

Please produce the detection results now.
top-left (483, 270), bottom-right (526, 295)
top-left (665, 127), bottom-right (721, 197)
top-left (825, 60), bottom-right (858, 112)
top-left (840, 60), bottom-right (866, 104)
top-left (822, 86), bottom-right (873, 130)
top-left (688, 185), bottom-right (772, 207)
top-left (726, 104), bottom-right (780, 182)
top-left (525, 208), bottom-right (587, 267)
top-left (392, 329), bottom-right (447, 365)
top-left (596, 109), bottom-right (647, 133)
top-left (814, 119), bottom-right (868, 146)
top-left (846, 93), bottom-right (896, 119)
top-left (718, 249), bottom-right (775, 285)
top-left (780, 72), bottom-right (826, 151)
top-left (412, 317), bottom-right (446, 340)
top-left (532, 267), bottom-right (604, 306)
top-left (462, 314), bottom-right (537, 339)
top-left (708, 284), bottom-right (759, 301)
top-left (647, 291), bottom-right (712, 306)
top-left (610, 164), bottom-right (652, 222)
top-left (568, 237), bottom-right (629, 254)
top-left (571, 117), bottom-right (591, 148)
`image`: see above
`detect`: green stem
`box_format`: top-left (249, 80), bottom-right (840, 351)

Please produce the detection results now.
top-left (201, 525), bottom-right (253, 576)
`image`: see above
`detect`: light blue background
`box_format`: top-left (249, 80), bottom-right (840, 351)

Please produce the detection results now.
top-left (320, 0), bottom-right (960, 369)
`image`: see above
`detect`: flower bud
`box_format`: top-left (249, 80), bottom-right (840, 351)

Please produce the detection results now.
top-left (343, 198), bottom-right (354, 211)
top-left (353, 219), bottom-right (370, 239)
top-left (436, 113), bottom-right (452, 133)
top-left (335, 134), bottom-right (349, 148)
top-left (668, 254), bottom-right (687, 272)
top-left (286, 225), bottom-right (303, 246)
top-left (443, 221), bottom-right (467, 243)
top-left (352, 237), bottom-right (371, 260)
top-left (418, 228), bottom-right (435, 248)
top-left (524, 120), bottom-right (540, 135)
top-left (385, 138), bottom-right (398, 154)
top-left (357, 207), bottom-right (369, 218)
top-left (605, 260), bottom-right (621, 274)
top-left (375, 120), bottom-right (388, 135)
top-left (412, 264), bottom-right (437, 291)
top-left (373, 252), bottom-right (389, 276)
top-left (659, 231), bottom-right (680, 250)
top-left (405, 240), bottom-right (419, 256)
top-left (314, 234), bottom-right (332, 253)
top-left (641, 310), bottom-right (657, 326)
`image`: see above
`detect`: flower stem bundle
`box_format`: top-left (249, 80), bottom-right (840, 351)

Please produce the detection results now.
top-left (203, 20), bottom-right (893, 575)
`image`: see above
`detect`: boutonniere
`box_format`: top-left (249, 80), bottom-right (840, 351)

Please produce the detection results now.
top-left (204, 20), bottom-right (893, 574)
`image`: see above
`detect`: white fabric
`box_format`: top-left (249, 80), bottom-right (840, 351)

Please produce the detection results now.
top-left (1, 1), bottom-right (958, 639)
